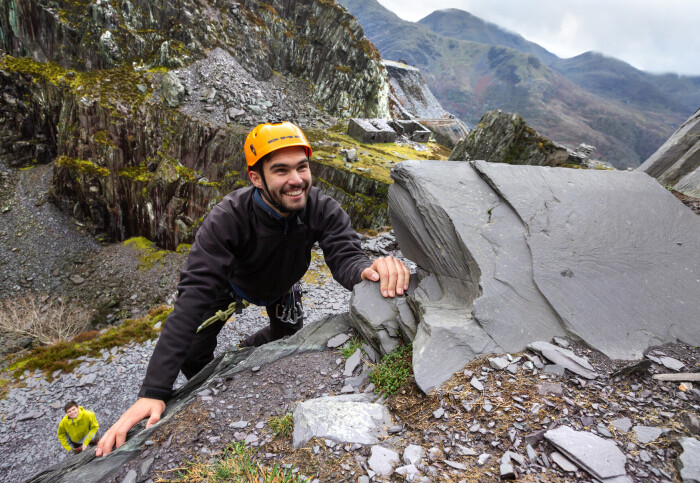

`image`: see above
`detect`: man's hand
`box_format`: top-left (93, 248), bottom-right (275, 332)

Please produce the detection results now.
top-left (95, 397), bottom-right (166, 457)
top-left (361, 256), bottom-right (410, 297)
top-left (81, 444), bottom-right (87, 451)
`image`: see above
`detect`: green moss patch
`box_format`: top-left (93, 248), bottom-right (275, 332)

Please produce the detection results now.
top-left (118, 165), bottom-right (154, 182)
top-left (0, 55), bottom-right (151, 113)
top-left (56, 155), bottom-right (110, 177)
top-left (305, 126), bottom-right (450, 185)
top-left (7, 306), bottom-right (172, 379)
top-left (124, 236), bottom-right (169, 270)
top-left (369, 343), bottom-right (413, 395)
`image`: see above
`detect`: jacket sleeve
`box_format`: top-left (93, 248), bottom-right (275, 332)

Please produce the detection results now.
top-left (315, 192), bottom-right (372, 290)
top-left (138, 203), bottom-right (242, 401)
top-left (57, 421), bottom-right (72, 451)
top-left (83, 411), bottom-right (99, 446)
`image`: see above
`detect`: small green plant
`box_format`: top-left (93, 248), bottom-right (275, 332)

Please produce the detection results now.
top-left (163, 441), bottom-right (307, 482)
top-left (369, 344), bottom-right (413, 395)
top-left (269, 412), bottom-right (294, 438)
top-left (340, 336), bottom-right (363, 359)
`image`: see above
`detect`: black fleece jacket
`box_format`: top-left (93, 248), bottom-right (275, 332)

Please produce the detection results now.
top-left (139, 186), bottom-right (372, 400)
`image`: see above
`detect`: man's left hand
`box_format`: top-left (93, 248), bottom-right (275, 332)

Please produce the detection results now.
top-left (81, 444), bottom-right (88, 451)
top-left (361, 256), bottom-right (410, 297)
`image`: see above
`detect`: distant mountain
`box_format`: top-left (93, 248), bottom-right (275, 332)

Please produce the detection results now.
top-left (418, 9), bottom-right (558, 66)
top-left (419, 9), bottom-right (699, 116)
top-left (339, 0), bottom-right (699, 168)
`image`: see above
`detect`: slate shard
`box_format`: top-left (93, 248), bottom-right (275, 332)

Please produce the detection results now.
top-left (544, 426), bottom-right (628, 480)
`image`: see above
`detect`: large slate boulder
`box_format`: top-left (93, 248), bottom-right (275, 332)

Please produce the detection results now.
top-left (638, 107), bottom-right (700, 197)
top-left (449, 110), bottom-right (598, 168)
top-left (381, 160), bottom-right (700, 392)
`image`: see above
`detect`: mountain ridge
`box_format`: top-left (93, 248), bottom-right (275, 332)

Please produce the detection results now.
top-left (340, 0), bottom-right (699, 168)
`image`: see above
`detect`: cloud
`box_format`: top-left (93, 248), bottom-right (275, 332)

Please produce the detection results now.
top-left (376, 0), bottom-right (700, 75)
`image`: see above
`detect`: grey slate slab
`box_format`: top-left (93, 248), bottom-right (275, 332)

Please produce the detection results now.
top-left (633, 425), bottom-right (664, 444)
top-left (292, 394), bottom-right (390, 448)
top-left (473, 160), bottom-right (700, 360)
top-left (529, 341), bottom-right (598, 379)
top-left (545, 426), bottom-right (628, 480)
top-left (390, 161), bottom-right (565, 354)
top-left (676, 437), bottom-right (700, 483)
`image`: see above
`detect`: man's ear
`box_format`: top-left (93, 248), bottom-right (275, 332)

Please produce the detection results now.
top-left (248, 167), bottom-right (263, 189)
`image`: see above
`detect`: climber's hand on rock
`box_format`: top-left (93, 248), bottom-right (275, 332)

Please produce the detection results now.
top-left (361, 256), bottom-right (410, 298)
top-left (95, 397), bottom-right (165, 457)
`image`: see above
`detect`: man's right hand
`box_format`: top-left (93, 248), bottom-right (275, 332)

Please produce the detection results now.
top-left (95, 397), bottom-right (166, 457)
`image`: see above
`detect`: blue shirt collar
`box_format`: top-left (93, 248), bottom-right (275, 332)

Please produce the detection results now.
top-left (253, 188), bottom-right (284, 220)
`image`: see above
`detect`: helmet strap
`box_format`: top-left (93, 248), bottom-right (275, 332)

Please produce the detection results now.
top-left (259, 170), bottom-right (292, 214)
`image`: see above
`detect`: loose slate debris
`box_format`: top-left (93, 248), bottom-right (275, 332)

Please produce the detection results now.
top-left (326, 333), bottom-right (350, 348)
top-left (610, 359), bottom-right (652, 378)
top-left (612, 417), bottom-right (633, 433)
top-left (544, 426), bottom-right (629, 481)
top-left (368, 445), bottom-right (400, 476)
top-left (528, 341), bottom-right (598, 379)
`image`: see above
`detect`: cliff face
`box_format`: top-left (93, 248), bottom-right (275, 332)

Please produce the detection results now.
top-left (0, 0), bottom-right (391, 249)
top-left (0, 0), bottom-right (389, 118)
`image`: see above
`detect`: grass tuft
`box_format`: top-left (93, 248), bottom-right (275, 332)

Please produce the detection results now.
top-left (158, 441), bottom-right (308, 482)
top-left (369, 343), bottom-right (413, 395)
top-left (269, 412), bottom-right (294, 438)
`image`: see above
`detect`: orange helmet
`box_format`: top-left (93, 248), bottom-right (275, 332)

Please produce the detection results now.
top-left (244, 121), bottom-right (312, 168)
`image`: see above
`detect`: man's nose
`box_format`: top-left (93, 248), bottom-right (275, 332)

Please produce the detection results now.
top-left (289, 170), bottom-right (303, 184)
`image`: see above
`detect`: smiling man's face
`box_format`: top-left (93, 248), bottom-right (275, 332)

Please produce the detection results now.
top-left (66, 405), bottom-right (79, 419)
top-left (249, 146), bottom-right (312, 215)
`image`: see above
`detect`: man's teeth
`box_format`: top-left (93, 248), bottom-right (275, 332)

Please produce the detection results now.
top-left (284, 189), bottom-right (303, 196)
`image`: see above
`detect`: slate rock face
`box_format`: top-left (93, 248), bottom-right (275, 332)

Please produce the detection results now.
top-left (382, 160), bottom-right (700, 392)
top-left (638, 107), bottom-right (700, 197)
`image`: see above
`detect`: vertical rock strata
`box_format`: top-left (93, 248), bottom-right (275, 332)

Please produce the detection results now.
top-left (0, 0), bottom-right (389, 119)
top-left (382, 160), bottom-right (700, 393)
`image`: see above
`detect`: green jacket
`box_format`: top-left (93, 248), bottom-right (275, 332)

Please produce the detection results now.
top-left (57, 407), bottom-right (99, 451)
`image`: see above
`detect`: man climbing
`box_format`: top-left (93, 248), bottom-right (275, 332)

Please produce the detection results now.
top-left (97, 121), bottom-right (409, 456)
top-left (57, 401), bottom-right (99, 454)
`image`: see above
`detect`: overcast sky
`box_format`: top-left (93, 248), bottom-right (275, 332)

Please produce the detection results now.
top-left (376, 0), bottom-right (700, 76)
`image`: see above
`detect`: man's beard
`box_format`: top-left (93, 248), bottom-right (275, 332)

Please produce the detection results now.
top-left (269, 183), bottom-right (310, 213)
